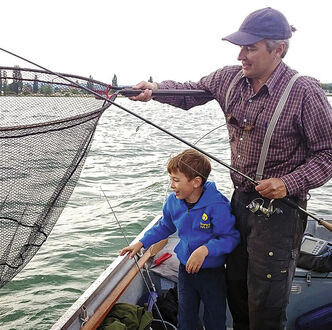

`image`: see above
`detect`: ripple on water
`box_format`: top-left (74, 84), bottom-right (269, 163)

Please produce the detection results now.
top-left (0, 97), bottom-right (331, 329)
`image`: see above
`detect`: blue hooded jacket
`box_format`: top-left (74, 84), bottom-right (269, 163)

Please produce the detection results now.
top-left (140, 181), bottom-right (240, 268)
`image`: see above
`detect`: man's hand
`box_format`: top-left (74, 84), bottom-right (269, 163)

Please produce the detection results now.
top-left (186, 246), bottom-right (209, 274)
top-left (255, 178), bottom-right (287, 199)
top-left (130, 81), bottom-right (158, 102)
top-left (120, 241), bottom-right (143, 259)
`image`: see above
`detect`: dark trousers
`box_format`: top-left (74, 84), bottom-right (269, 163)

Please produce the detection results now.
top-left (226, 191), bottom-right (307, 330)
top-left (178, 263), bottom-right (227, 330)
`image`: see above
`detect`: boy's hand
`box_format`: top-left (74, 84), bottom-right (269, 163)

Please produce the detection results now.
top-left (120, 241), bottom-right (143, 259)
top-left (186, 246), bottom-right (209, 274)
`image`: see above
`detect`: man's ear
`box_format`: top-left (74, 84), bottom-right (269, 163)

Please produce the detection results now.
top-left (275, 42), bottom-right (286, 59)
top-left (193, 176), bottom-right (203, 188)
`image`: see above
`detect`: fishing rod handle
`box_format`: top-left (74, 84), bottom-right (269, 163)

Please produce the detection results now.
top-left (119, 88), bottom-right (213, 98)
top-left (281, 197), bottom-right (332, 232)
top-left (319, 219), bottom-right (332, 232)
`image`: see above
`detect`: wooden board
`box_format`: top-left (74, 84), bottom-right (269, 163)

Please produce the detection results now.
top-left (82, 239), bottom-right (167, 330)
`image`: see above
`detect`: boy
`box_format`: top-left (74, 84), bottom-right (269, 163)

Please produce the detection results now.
top-left (120, 149), bottom-right (239, 330)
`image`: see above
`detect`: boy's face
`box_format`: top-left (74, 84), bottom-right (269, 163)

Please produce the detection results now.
top-left (169, 170), bottom-right (202, 203)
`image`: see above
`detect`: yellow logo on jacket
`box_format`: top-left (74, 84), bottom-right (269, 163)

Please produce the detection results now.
top-left (200, 213), bottom-right (210, 229)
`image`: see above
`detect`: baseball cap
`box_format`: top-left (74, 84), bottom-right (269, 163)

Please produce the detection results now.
top-left (222, 7), bottom-right (293, 46)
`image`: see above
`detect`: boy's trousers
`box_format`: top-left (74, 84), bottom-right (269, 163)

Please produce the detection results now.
top-left (178, 263), bottom-right (227, 330)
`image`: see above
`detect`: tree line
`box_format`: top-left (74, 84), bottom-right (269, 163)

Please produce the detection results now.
top-left (0, 66), bottom-right (154, 97)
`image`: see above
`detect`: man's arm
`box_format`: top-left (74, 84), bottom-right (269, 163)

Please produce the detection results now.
top-left (257, 86), bottom-right (332, 199)
top-left (281, 90), bottom-right (332, 197)
top-left (129, 68), bottom-right (235, 109)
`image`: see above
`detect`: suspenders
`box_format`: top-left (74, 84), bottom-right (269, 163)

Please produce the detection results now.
top-left (225, 71), bottom-right (300, 181)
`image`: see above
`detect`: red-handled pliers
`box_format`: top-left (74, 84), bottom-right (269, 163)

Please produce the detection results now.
top-left (154, 252), bottom-right (172, 266)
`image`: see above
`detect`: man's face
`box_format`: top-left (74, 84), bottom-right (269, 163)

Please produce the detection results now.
top-left (237, 40), bottom-right (278, 81)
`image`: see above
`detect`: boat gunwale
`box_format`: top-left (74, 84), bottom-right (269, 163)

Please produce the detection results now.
top-left (51, 215), bottom-right (162, 330)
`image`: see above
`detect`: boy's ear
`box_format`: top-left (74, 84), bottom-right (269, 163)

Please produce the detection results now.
top-left (193, 176), bottom-right (203, 188)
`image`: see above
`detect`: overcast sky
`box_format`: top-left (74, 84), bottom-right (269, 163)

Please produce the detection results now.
top-left (1, 0), bottom-right (331, 86)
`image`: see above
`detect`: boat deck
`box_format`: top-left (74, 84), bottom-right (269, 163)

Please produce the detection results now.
top-left (52, 218), bottom-right (332, 330)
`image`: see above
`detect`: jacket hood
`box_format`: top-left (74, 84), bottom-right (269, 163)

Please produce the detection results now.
top-left (193, 181), bottom-right (230, 208)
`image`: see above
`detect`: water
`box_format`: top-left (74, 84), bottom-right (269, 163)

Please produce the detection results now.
top-left (0, 98), bottom-right (331, 330)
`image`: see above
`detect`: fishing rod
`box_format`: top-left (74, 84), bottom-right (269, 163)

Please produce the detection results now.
top-left (1, 47), bottom-right (331, 232)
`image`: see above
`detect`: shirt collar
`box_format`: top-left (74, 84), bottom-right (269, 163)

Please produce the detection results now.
top-left (263, 61), bottom-right (289, 96)
top-left (241, 61), bottom-right (289, 96)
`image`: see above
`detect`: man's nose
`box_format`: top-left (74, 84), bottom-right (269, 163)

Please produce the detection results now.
top-left (237, 46), bottom-right (247, 61)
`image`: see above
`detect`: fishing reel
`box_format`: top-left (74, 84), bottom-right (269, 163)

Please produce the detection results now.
top-left (246, 198), bottom-right (283, 218)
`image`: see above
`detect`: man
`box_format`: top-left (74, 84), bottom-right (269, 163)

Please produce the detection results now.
top-left (130, 7), bottom-right (332, 330)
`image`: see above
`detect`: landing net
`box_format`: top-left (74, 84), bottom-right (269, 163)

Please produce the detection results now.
top-left (0, 66), bottom-right (114, 288)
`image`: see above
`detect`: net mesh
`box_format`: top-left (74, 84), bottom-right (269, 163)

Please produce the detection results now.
top-left (0, 66), bottom-right (114, 288)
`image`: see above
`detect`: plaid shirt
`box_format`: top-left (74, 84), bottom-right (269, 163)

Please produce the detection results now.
top-left (155, 62), bottom-right (332, 200)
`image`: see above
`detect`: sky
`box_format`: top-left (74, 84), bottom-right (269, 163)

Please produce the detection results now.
top-left (1, 0), bottom-right (331, 86)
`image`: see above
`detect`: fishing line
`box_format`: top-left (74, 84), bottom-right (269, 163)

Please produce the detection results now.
top-left (1, 47), bottom-right (330, 231)
top-left (193, 123), bottom-right (226, 145)
top-left (136, 122), bottom-right (146, 132)
top-left (100, 187), bottom-right (130, 246)
top-left (161, 123), bottom-right (228, 202)
top-left (100, 187), bottom-right (168, 330)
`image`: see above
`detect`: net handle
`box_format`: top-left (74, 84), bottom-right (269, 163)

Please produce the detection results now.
top-left (0, 65), bottom-right (212, 98)
top-left (119, 88), bottom-right (212, 98)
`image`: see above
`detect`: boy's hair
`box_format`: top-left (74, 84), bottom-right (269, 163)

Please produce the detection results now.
top-left (167, 149), bottom-right (211, 185)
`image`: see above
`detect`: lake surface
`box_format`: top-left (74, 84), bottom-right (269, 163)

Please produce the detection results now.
top-left (0, 97), bottom-right (331, 329)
